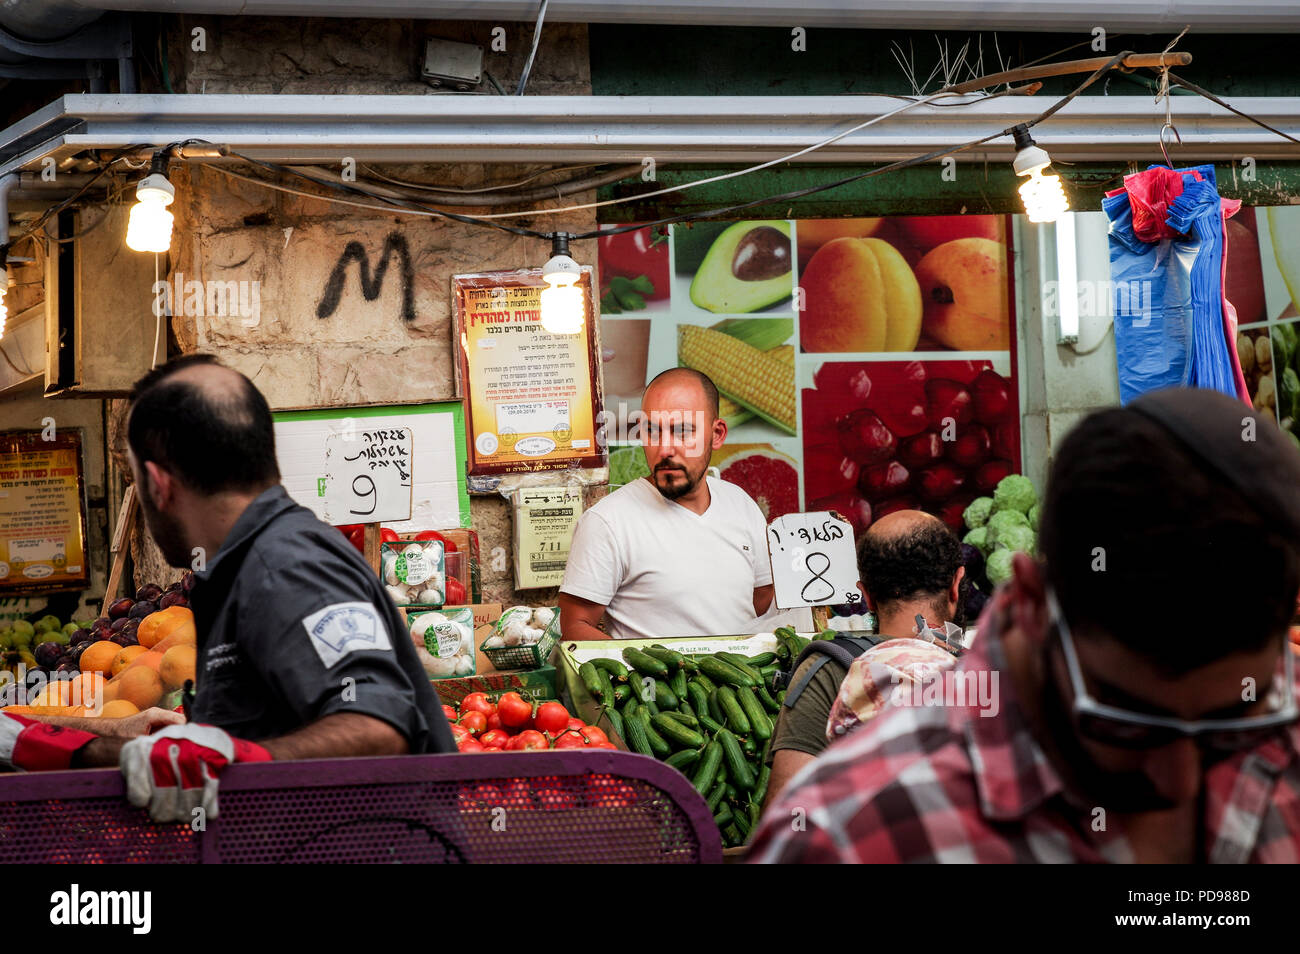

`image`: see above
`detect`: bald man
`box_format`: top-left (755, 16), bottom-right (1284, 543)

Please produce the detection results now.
top-left (763, 510), bottom-right (964, 806)
top-left (560, 367), bottom-right (774, 640)
top-left (103, 355), bottom-right (454, 822)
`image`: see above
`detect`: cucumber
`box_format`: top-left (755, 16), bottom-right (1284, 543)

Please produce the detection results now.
top-left (622, 707), bottom-right (654, 756)
top-left (722, 824), bottom-right (741, 847)
top-left (669, 668), bottom-right (689, 702)
top-left (591, 657), bottom-right (630, 682)
top-left (691, 673), bottom-right (717, 694)
top-left (653, 679), bottom-right (679, 711)
top-left (748, 800), bottom-right (761, 829)
top-left (735, 686), bottom-right (771, 741)
top-left (628, 673), bottom-right (657, 705)
top-left (755, 684), bottom-right (781, 714)
top-left (754, 763), bottom-right (772, 806)
top-left (706, 780), bottom-right (727, 813)
top-left (733, 808), bottom-right (751, 841)
top-left (623, 696), bottom-right (640, 721)
top-left (612, 683), bottom-right (632, 705)
top-left (691, 741), bottom-right (723, 794)
top-left (677, 701), bottom-right (698, 723)
top-left (664, 747), bottom-right (701, 772)
top-left (643, 697), bottom-right (661, 717)
top-left (651, 712), bottom-right (706, 749)
top-left (600, 670), bottom-right (617, 709)
top-left (717, 729), bottom-right (756, 791)
top-left (745, 652), bottom-right (776, 667)
top-left (623, 647), bottom-right (670, 679)
top-left (644, 645), bottom-right (686, 671)
top-left (686, 681), bottom-right (710, 715)
top-left (603, 705), bottom-right (625, 742)
top-left (698, 655), bottom-right (757, 689)
top-left (707, 688), bottom-right (724, 724)
top-left (741, 734), bottom-right (757, 757)
top-left (697, 711), bottom-right (725, 736)
top-left (714, 803), bottom-right (733, 828)
top-left (663, 709), bottom-right (699, 729)
top-left (717, 652), bottom-right (764, 684)
top-left (579, 661), bottom-right (607, 702)
top-left (716, 686), bottom-right (751, 735)
top-left (636, 708), bottom-right (672, 758)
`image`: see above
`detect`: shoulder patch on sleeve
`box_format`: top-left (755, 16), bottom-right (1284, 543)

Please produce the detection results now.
top-left (301, 601), bottom-right (392, 669)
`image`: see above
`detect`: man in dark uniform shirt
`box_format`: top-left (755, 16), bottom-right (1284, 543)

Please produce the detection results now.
top-left (97, 355), bottom-right (454, 822)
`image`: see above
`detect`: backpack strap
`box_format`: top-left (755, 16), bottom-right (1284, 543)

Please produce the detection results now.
top-left (782, 634), bottom-right (887, 709)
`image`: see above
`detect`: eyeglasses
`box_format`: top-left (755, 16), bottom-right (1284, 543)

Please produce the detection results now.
top-left (1046, 588), bottom-right (1298, 753)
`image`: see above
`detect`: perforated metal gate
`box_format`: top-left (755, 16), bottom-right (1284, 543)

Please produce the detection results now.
top-left (0, 751), bottom-right (722, 864)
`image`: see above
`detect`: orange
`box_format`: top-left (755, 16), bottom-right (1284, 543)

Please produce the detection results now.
top-left (74, 672), bottom-right (106, 710)
top-left (79, 640), bottom-right (120, 675)
top-left (111, 645), bottom-right (148, 677)
top-left (99, 699), bottom-right (140, 719)
top-left (29, 681), bottom-right (74, 708)
top-left (113, 666), bottom-right (164, 711)
top-left (138, 606), bottom-right (196, 650)
top-left (158, 645), bottom-right (196, 692)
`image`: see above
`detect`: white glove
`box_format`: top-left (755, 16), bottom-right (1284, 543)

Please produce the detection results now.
top-left (119, 723), bottom-right (271, 824)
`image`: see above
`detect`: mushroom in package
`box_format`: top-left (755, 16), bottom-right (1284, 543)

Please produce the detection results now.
top-left (380, 539), bottom-right (446, 607)
top-left (485, 605), bottom-right (558, 648)
top-left (408, 607), bottom-right (476, 679)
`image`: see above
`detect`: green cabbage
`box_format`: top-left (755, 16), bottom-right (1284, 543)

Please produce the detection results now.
top-left (986, 548), bottom-right (1015, 586)
top-left (992, 474), bottom-right (1037, 514)
top-left (963, 496), bottom-right (994, 530)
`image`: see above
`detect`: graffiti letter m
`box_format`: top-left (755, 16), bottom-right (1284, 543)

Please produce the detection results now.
top-left (316, 232), bottom-right (415, 322)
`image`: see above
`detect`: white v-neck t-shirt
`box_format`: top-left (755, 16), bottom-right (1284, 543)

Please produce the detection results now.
top-left (561, 475), bottom-right (774, 640)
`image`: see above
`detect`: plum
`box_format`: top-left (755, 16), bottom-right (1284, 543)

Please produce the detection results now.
top-left (857, 460), bottom-right (911, 501)
top-left (159, 592), bottom-right (189, 610)
top-left (135, 583), bottom-right (163, 603)
top-left (107, 597), bottom-right (134, 620)
top-left (899, 431), bottom-right (945, 470)
top-left (111, 632), bottom-right (139, 648)
top-left (181, 570), bottom-right (196, 594)
top-left (128, 600), bottom-right (157, 620)
top-left (90, 617), bottom-right (112, 638)
top-left (69, 627), bottom-right (95, 647)
top-left (109, 617), bottom-right (130, 635)
top-left (924, 378), bottom-right (973, 430)
top-left (836, 409), bottom-right (897, 466)
top-left (34, 641), bottom-right (64, 670)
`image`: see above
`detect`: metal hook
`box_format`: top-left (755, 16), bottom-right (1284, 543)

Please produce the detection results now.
top-left (1159, 121), bottom-right (1182, 168)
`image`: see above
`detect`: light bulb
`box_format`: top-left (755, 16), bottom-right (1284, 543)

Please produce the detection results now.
top-left (1019, 169), bottom-right (1069, 224)
top-left (1011, 124), bottom-right (1069, 225)
top-left (539, 234), bottom-right (585, 334)
top-left (125, 173), bottom-right (175, 253)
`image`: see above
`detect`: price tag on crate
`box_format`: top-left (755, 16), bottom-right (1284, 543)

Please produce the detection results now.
top-left (767, 510), bottom-right (863, 610)
top-left (322, 426), bottom-right (413, 524)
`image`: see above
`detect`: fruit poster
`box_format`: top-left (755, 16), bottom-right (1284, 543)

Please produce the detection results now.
top-left (599, 216), bottom-right (1018, 539)
top-left (453, 270), bottom-right (605, 477)
top-left (1238, 206), bottom-right (1300, 452)
top-left (0, 430), bottom-right (90, 594)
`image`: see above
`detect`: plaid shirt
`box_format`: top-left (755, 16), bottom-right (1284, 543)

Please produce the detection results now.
top-left (749, 587), bottom-right (1300, 863)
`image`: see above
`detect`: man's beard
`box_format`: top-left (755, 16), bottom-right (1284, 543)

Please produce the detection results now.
top-left (1037, 645), bottom-right (1181, 813)
top-left (652, 461), bottom-right (702, 501)
top-left (138, 485), bottom-right (192, 569)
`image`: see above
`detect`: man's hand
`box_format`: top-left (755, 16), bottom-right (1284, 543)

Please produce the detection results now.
top-left (99, 707), bottom-right (185, 739)
top-left (119, 723), bottom-right (271, 823)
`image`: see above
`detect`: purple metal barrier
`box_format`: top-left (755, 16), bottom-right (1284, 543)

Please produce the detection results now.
top-left (0, 750), bottom-right (722, 864)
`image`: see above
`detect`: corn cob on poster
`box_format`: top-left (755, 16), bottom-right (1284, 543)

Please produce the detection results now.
top-left (0, 430), bottom-right (90, 594)
top-left (599, 216), bottom-right (1019, 540)
top-left (453, 270), bottom-right (605, 478)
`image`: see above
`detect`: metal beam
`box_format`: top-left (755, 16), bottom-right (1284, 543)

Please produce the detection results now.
top-left (0, 93), bottom-right (1298, 178)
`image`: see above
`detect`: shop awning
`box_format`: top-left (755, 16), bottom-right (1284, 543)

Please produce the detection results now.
top-left (1, 93), bottom-right (1298, 176)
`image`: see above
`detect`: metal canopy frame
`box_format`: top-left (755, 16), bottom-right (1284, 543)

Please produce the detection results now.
top-left (1, 93), bottom-right (1298, 177)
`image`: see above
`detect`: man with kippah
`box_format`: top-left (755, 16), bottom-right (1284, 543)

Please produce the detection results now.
top-left (752, 387), bottom-right (1300, 863)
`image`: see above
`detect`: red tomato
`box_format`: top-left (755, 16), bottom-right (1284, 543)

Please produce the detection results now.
top-left (460, 693), bottom-right (495, 717)
top-left (587, 774), bottom-right (638, 807)
top-left (599, 226), bottom-right (670, 299)
top-left (444, 578), bottom-right (467, 606)
top-left (346, 526), bottom-right (365, 553)
top-left (415, 530), bottom-right (458, 553)
top-left (440, 704), bottom-right (458, 722)
top-left (533, 701), bottom-right (570, 736)
top-left (479, 729), bottom-right (510, 749)
top-left (537, 786), bottom-right (576, 811)
top-left (514, 729), bottom-right (548, 751)
top-left (485, 711), bottom-right (503, 732)
top-left (578, 725), bottom-right (609, 746)
top-left (458, 711), bottom-right (487, 735)
top-left (592, 741), bottom-right (618, 750)
top-left (481, 745), bottom-right (503, 752)
top-left (337, 524), bottom-right (362, 535)
top-left (497, 692), bottom-right (533, 729)
top-left (449, 723), bottom-right (470, 745)
top-left (551, 729), bottom-right (589, 750)
top-left (504, 734), bottom-right (525, 751)
top-left (379, 527), bottom-right (400, 543)
top-left (565, 717), bottom-right (585, 731)
top-left (457, 738), bottom-right (484, 753)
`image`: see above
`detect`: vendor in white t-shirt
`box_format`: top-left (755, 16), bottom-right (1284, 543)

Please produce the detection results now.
top-left (559, 368), bottom-right (775, 640)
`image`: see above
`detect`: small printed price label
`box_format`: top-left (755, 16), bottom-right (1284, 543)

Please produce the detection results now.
top-left (767, 510), bottom-right (863, 610)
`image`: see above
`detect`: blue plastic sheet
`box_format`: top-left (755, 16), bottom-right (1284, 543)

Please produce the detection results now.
top-left (1104, 164), bottom-right (1241, 405)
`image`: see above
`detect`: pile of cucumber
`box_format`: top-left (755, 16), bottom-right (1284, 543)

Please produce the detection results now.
top-left (577, 638), bottom-right (797, 850)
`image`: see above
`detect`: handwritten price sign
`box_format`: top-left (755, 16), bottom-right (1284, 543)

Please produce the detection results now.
top-left (767, 510), bottom-right (863, 610)
top-left (322, 427), bottom-right (413, 524)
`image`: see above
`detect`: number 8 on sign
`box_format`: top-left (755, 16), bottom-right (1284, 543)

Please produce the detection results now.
top-left (799, 551), bottom-right (835, 604)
